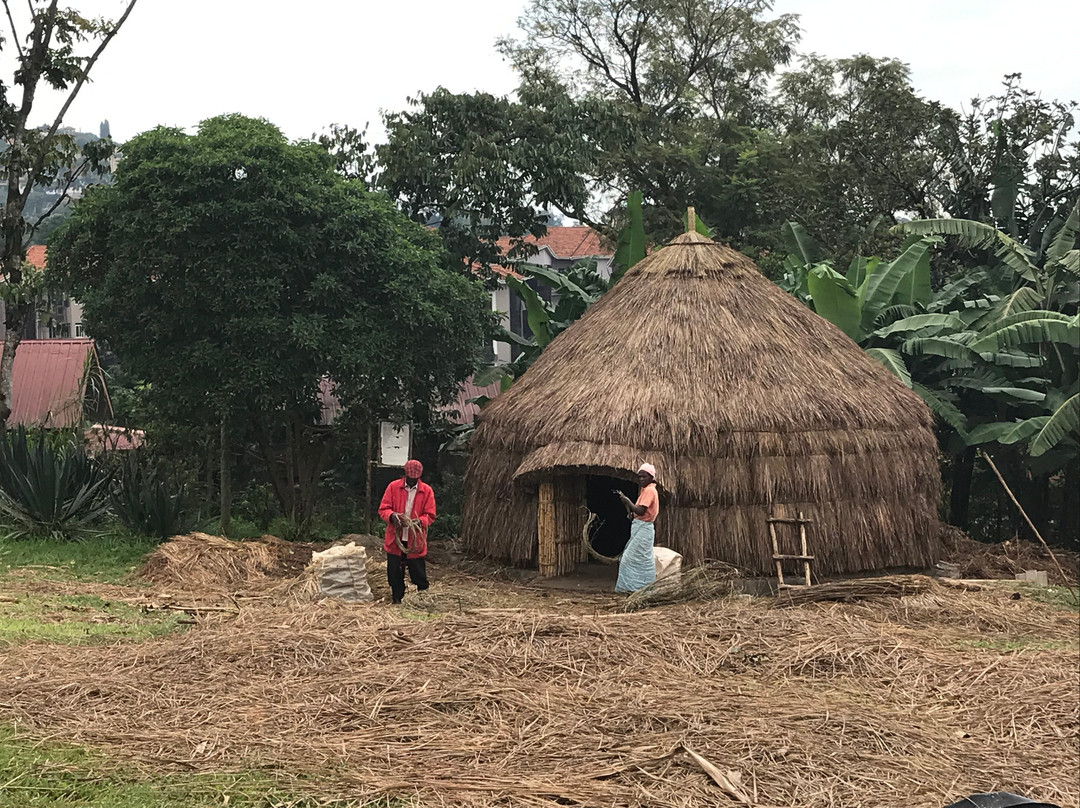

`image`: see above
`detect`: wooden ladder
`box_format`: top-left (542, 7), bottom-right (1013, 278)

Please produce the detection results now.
top-left (768, 509), bottom-right (814, 589)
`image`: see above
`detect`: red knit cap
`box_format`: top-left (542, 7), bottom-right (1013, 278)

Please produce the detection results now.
top-left (403, 459), bottom-right (423, 478)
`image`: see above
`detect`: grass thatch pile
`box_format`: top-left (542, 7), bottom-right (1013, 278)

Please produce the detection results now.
top-left (0, 585), bottom-right (1075, 808)
top-left (775, 574), bottom-right (937, 607)
top-left (140, 533), bottom-right (317, 591)
top-left (622, 561), bottom-right (740, 611)
top-left (463, 229), bottom-right (941, 576)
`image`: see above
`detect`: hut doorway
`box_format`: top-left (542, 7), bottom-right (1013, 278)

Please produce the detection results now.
top-left (585, 475), bottom-right (637, 559)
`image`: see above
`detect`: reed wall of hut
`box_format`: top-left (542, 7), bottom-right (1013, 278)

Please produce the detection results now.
top-left (462, 230), bottom-right (942, 577)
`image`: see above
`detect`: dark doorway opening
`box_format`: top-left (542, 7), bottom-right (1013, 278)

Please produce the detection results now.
top-left (585, 475), bottom-right (637, 559)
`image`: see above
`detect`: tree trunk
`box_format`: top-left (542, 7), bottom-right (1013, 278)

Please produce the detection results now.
top-left (205, 428), bottom-right (216, 505)
top-left (219, 417), bottom-right (231, 536)
top-left (365, 424), bottom-right (373, 534)
top-left (258, 413), bottom-right (332, 539)
top-left (289, 412), bottom-right (333, 536)
top-left (0, 327), bottom-right (20, 429)
top-left (1061, 461), bottom-right (1080, 550)
top-left (948, 446), bottom-right (976, 529)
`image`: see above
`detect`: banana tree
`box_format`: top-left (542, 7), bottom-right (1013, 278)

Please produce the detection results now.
top-left (781, 208), bottom-right (1078, 539)
top-left (472, 257), bottom-right (612, 395)
top-left (780, 221), bottom-right (938, 343)
top-left (474, 191), bottom-right (649, 392)
top-left (893, 198), bottom-right (1079, 461)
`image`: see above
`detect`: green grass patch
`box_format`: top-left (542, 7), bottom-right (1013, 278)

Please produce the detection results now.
top-left (0, 726), bottom-right (397, 807)
top-left (0, 529), bottom-right (160, 584)
top-left (963, 635), bottom-right (1080, 652)
top-left (964, 636), bottom-right (1077, 652)
top-left (0, 594), bottom-right (183, 646)
top-left (1013, 582), bottom-right (1080, 611)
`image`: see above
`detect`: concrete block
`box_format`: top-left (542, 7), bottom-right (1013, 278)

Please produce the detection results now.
top-left (1014, 570), bottom-right (1049, 585)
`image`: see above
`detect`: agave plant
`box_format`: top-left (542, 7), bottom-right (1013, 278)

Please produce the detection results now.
top-left (0, 427), bottom-right (112, 539)
top-left (109, 451), bottom-right (194, 539)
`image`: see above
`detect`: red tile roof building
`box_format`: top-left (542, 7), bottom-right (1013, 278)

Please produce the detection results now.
top-left (489, 226), bottom-right (610, 278)
top-left (0, 245), bottom-right (85, 340)
top-left (25, 244), bottom-right (47, 269)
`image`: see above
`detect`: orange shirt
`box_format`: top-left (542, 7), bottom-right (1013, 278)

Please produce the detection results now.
top-left (635, 483), bottom-right (659, 522)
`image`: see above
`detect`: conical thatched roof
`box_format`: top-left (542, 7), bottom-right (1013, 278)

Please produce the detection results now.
top-left (463, 230), bottom-right (941, 576)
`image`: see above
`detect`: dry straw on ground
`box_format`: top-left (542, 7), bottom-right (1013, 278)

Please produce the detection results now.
top-left (622, 561), bottom-right (740, 611)
top-left (941, 525), bottom-right (1080, 586)
top-left (774, 574), bottom-right (937, 607)
top-left (1, 573), bottom-right (1076, 808)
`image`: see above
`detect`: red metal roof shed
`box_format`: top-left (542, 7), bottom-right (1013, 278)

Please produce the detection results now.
top-left (1, 339), bottom-right (111, 428)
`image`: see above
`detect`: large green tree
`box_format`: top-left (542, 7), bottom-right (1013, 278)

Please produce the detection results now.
top-left (377, 87), bottom-right (604, 273)
top-left (377, 1), bottom-right (981, 262)
top-left (48, 115), bottom-right (494, 531)
top-left (0, 0), bottom-right (137, 429)
top-left (768, 55), bottom-right (962, 253)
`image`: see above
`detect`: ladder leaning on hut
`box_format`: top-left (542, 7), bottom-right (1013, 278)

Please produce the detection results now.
top-left (767, 509), bottom-right (814, 589)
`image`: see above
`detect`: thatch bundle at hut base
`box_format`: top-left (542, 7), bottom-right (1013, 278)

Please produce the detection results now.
top-left (463, 227), bottom-right (942, 577)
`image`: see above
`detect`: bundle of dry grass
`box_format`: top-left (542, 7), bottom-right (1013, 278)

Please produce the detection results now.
top-left (0, 584), bottom-right (1075, 808)
top-left (140, 533), bottom-right (316, 591)
top-left (940, 526), bottom-right (1080, 585)
top-left (463, 228), bottom-right (941, 577)
top-left (775, 574), bottom-right (937, 607)
top-left (622, 561), bottom-right (740, 611)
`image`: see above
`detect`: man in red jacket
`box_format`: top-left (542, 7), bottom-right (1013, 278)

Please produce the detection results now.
top-left (378, 459), bottom-right (437, 604)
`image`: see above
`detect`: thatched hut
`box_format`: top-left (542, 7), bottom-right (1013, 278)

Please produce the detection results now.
top-left (462, 224), bottom-right (941, 578)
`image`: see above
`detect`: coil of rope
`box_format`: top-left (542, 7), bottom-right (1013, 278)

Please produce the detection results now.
top-left (393, 515), bottom-right (424, 556)
top-left (580, 510), bottom-right (622, 564)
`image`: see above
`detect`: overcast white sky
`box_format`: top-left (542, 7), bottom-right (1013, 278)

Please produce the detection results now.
top-left (14, 0), bottom-right (1079, 144)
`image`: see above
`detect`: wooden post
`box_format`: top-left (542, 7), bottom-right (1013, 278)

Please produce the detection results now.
top-left (365, 424), bottom-right (373, 535)
top-left (979, 450), bottom-right (1069, 586)
top-left (687, 206), bottom-right (697, 234)
top-left (537, 481), bottom-right (556, 578)
top-left (219, 416), bottom-right (231, 536)
top-left (798, 510), bottom-right (811, 586)
top-left (768, 508), bottom-right (784, 588)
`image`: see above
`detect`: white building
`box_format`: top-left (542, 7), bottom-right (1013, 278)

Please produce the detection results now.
top-left (488, 226), bottom-right (613, 363)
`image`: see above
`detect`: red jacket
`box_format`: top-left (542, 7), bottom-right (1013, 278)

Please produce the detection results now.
top-left (378, 478), bottom-right (436, 558)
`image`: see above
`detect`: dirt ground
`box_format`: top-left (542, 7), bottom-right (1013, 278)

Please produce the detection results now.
top-left (0, 534), bottom-right (1077, 808)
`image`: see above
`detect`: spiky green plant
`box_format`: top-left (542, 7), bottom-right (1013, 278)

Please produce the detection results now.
top-left (0, 427), bottom-right (111, 539)
top-left (109, 452), bottom-right (194, 539)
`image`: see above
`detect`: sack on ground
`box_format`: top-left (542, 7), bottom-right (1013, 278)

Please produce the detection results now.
top-left (309, 543), bottom-right (373, 602)
top-left (654, 547), bottom-right (683, 583)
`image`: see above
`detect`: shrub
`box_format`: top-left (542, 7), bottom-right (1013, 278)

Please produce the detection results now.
top-left (0, 427), bottom-right (111, 539)
top-left (109, 452), bottom-right (195, 539)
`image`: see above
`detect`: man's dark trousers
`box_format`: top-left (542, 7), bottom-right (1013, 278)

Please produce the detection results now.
top-left (387, 552), bottom-right (429, 603)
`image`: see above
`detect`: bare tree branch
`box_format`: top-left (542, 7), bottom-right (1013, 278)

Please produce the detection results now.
top-left (22, 154), bottom-right (93, 244)
top-left (3, 0), bottom-right (25, 58)
top-left (28, 0), bottom-right (139, 190)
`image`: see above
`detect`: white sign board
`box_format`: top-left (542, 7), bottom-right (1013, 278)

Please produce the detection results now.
top-left (379, 422), bottom-right (412, 467)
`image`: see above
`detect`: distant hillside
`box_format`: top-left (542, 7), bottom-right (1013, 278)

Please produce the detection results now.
top-left (6, 126), bottom-right (116, 246)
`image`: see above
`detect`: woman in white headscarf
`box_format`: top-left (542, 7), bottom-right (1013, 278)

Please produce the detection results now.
top-left (614, 463), bottom-right (660, 593)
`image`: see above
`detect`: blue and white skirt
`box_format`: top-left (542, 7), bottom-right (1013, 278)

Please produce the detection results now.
top-left (615, 519), bottom-right (656, 593)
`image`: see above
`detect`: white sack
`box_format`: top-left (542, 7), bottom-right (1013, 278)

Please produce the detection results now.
top-left (309, 542), bottom-right (373, 602)
top-left (653, 546), bottom-right (683, 582)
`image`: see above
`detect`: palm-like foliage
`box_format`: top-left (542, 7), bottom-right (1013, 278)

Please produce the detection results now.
top-left (0, 427), bottom-right (112, 539)
top-left (474, 257), bottom-right (612, 393)
top-left (783, 199), bottom-right (1079, 463)
top-left (893, 198), bottom-right (1079, 462)
top-left (473, 191), bottom-right (651, 393)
